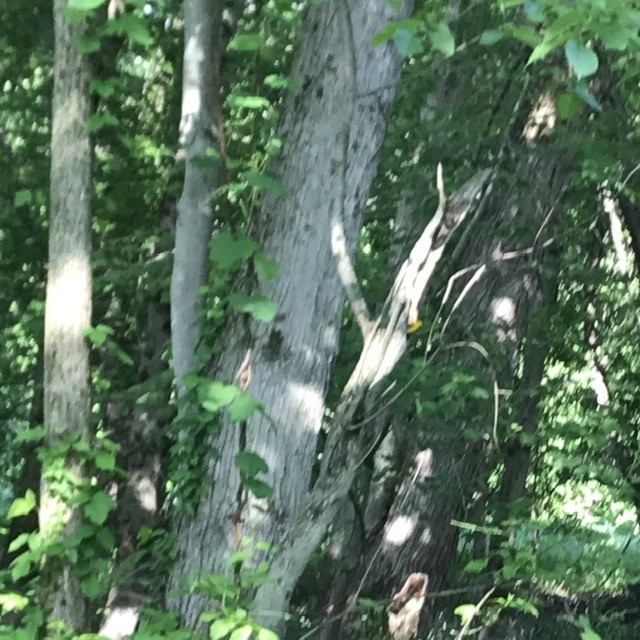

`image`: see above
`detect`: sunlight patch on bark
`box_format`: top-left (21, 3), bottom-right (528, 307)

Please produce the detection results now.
top-left (385, 515), bottom-right (416, 545)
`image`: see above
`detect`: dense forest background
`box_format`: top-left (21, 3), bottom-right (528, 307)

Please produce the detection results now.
top-left (3, 0), bottom-right (640, 638)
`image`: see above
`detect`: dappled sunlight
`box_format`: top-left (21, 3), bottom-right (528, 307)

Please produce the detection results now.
top-left (385, 515), bottom-right (417, 546)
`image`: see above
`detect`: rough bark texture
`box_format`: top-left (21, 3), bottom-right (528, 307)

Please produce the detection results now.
top-left (171, 0), bottom-right (223, 394)
top-left (170, 0), bottom-right (413, 630)
top-left (40, 0), bottom-right (92, 630)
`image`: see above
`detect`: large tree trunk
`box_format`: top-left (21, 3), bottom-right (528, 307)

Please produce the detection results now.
top-left (170, 0), bottom-right (413, 630)
top-left (171, 0), bottom-right (223, 394)
top-left (40, 0), bottom-right (92, 631)
top-left (350, 99), bottom-right (569, 634)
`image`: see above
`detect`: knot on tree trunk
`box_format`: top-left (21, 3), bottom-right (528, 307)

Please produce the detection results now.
top-left (388, 572), bottom-right (429, 640)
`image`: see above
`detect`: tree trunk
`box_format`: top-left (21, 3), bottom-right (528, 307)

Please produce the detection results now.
top-left (170, 0), bottom-right (413, 630)
top-left (354, 99), bottom-right (569, 623)
top-left (40, 0), bottom-right (92, 631)
top-left (171, 0), bottom-right (223, 395)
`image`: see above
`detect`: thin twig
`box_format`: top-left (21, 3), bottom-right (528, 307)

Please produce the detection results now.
top-left (455, 586), bottom-right (497, 640)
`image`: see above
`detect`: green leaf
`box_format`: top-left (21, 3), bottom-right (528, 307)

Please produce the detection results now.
top-left (8, 533), bottom-right (29, 553)
top-left (228, 34), bottom-right (267, 51)
top-left (11, 556), bottom-right (32, 582)
top-left (256, 629), bottom-right (279, 640)
top-left (198, 381), bottom-right (239, 412)
top-left (68, 0), bottom-right (106, 8)
top-left (15, 426), bottom-right (45, 444)
top-left (575, 81), bottom-right (602, 111)
top-left (74, 34), bottom-right (102, 54)
top-left (597, 24), bottom-right (631, 51)
top-left (454, 604), bottom-right (476, 624)
top-left (87, 113), bottom-right (119, 132)
top-left (479, 30), bottom-right (503, 45)
top-left (83, 491), bottom-right (114, 525)
top-left (8, 490), bottom-right (36, 519)
top-left (243, 171), bottom-right (287, 197)
top-left (504, 25), bottom-right (539, 47)
top-left (372, 19), bottom-right (422, 46)
top-left (226, 94), bottom-right (270, 110)
top-left (429, 22), bottom-right (455, 56)
top-left (85, 324), bottom-right (113, 348)
top-left (557, 92), bottom-right (582, 118)
top-left (464, 558), bottom-right (488, 573)
top-left (209, 618), bottom-right (236, 639)
top-left (235, 451), bottom-right (269, 477)
top-left (90, 79), bottom-right (116, 98)
top-left (393, 29), bottom-right (423, 56)
top-left (228, 293), bottom-right (278, 322)
top-left (230, 624), bottom-right (253, 640)
top-left (244, 477), bottom-right (273, 499)
top-left (14, 190), bottom-right (32, 206)
top-left (210, 232), bottom-right (258, 269)
top-left (228, 394), bottom-right (261, 421)
top-left (254, 252), bottom-right (280, 281)
top-left (229, 549), bottom-right (251, 566)
top-left (264, 74), bottom-right (292, 89)
top-left (105, 13), bottom-right (153, 46)
top-left (0, 593), bottom-right (29, 613)
top-left (527, 36), bottom-right (557, 65)
top-left (524, 0), bottom-right (545, 23)
top-left (95, 450), bottom-right (116, 471)
top-left (565, 39), bottom-right (598, 80)
top-left (81, 574), bottom-right (103, 599)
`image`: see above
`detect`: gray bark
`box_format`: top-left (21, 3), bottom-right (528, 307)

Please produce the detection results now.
top-left (171, 0), bottom-right (222, 394)
top-left (170, 0), bottom-right (414, 630)
top-left (40, 0), bottom-right (92, 631)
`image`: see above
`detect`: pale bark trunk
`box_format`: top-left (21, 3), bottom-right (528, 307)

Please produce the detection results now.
top-left (171, 0), bottom-right (222, 394)
top-left (171, 0), bottom-right (413, 630)
top-left (41, 0), bottom-right (92, 631)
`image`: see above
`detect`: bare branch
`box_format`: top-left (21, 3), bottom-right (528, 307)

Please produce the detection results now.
top-left (332, 216), bottom-right (373, 336)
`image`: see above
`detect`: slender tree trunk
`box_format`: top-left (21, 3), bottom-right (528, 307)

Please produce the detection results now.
top-left (40, 0), bottom-right (92, 631)
top-left (170, 0), bottom-right (413, 631)
top-left (171, 0), bottom-right (223, 395)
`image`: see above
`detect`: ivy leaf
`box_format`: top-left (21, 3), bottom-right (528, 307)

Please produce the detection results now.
top-left (479, 30), bottom-right (503, 45)
top-left (14, 190), bottom-right (32, 206)
top-left (243, 171), bottom-right (286, 197)
top-left (428, 22), bottom-right (455, 56)
top-left (7, 534), bottom-right (29, 554)
top-left (527, 36), bottom-right (556, 65)
top-left (257, 629), bottom-right (279, 640)
top-left (8, 490), bottom-right (36, 519)
top-left (393, 29), bottom-right (423, 56)
top-left (264, 74), bottom-right (292, 89)
top-left (235, 451), bottom-right (269, 477)
top-left (83, 491), bottom-right (114, 526)
top-left (454, 604), bottom-right (477, 625)
top-left (210, 232), bottom-right (258, 269)
top-left (197, 380), bottom-right (239, 412)
top-left (228, 293), bottom-right (278, 322)
top-left (228, 394), bottom-right (262, 421)
top-left (228, 34), bottom-right (266, 51)
top-left (254, 252), bottom-right (280, 281)
top-left (11, 556), bottom-right (32, 582)
top-left (565, 39), bottom-right (598, 80)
